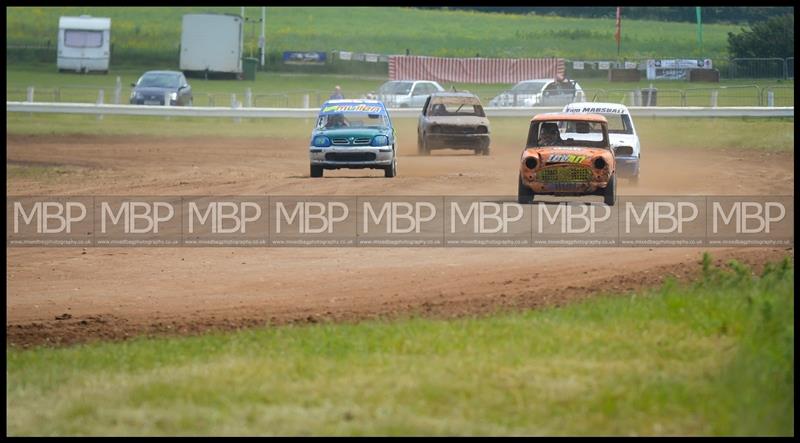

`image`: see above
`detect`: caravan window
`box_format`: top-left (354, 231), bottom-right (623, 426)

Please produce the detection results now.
top-left (64, 30), bottom-right (103, 48)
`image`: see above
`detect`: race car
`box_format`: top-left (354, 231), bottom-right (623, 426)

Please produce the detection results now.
top-left (562, 102), bottom-right (640, 184)
top-left (518, 113), bottom-right (617, 206)
top-left (309, 99), bottom-right (397, 178)
top-left (417, 92), bottom-right (491, 155)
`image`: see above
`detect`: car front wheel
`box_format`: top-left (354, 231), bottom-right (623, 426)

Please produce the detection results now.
top-left (418, 135), bottom-right (430, 156)
top-left (518, 174), bottom-right (535, 204)
top-left (384, 157), bottom-right (397, 178)
top-left (310, 165), bottom-right (323, 178)
top-left (603, 174), bottom-right (617, 206)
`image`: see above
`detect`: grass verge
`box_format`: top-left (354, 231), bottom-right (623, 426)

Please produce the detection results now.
top-left (6, 254), bottom-right (794, 436)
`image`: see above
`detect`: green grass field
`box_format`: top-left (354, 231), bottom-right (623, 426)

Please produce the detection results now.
top-left (6, 113), bottom-right (795, 153)
top-left (7, 7), bottom-right (794, 107)
top-left (7, 7), bottom-right (740, 63)
top-left (6, 65), bottom-right (794, 108)
top-left (6, 255), bottom-right (794, 436)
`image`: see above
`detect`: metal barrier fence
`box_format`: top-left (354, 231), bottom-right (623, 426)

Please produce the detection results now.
top-left (729, 58), bottom-right (790, 80)
top-left (760, 86), bottom-right (795, 107)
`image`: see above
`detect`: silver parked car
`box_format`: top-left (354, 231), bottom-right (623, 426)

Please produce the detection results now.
top-left (369, 80), bottom-right (445, 108)
top-left (130, 70), bottom-right (193, 106)
top-left (488, 78), bottom-right (583, 107)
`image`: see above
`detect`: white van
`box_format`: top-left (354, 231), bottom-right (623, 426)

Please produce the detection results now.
top-left (57, 16), bottom-right (111, 73)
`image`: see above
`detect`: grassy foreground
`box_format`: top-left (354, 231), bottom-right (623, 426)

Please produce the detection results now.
top-left (6, 255), bottom-right (794, 436)
top-left (5, 114), bottom-right (796, 153)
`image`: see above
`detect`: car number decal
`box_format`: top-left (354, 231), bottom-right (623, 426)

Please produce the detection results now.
top-left (547, 154), bottom-right (586, 164)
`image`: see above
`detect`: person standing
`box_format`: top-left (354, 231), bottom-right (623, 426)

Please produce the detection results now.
top-left (329, 85), bottom-right (344, 100)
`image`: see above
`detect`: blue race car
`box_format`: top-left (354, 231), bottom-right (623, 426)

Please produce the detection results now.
top-left (309, 99), bottom-right (397, 178)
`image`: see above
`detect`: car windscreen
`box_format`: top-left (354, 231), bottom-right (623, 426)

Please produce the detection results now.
top-left (511, 82), bottom-right (547, 93)
top-left (599, 113), bottom-right (633, 134)
top-left (378, 82), bottom-right (413, 95)
top-left (316, 112), bottom-right (389, 129)
top-left (428, 101), bottom-right (485, 117)
top-left (137, 74), bottom-right (180, 88)
top-left (528, 121), bottom-right (609, 149)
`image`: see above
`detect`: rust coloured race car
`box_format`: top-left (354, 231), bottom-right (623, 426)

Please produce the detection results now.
top-left (417, 92), bottom-right (491, 155)
top-left (518, 113), bottom-right (617, 205)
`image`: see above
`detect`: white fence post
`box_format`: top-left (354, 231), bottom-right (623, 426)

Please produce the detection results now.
top-left (767, 90), bottom-right (775, 107)
top-left (26, 86), bottom-right (34, 103)
top-left (245, 88), bottom-right (252, 108)
top-left (114, 76), bottom-right (121, 104)
top-left (232, 93), bottom-right (241, 123)
top-left (303, 94), bottom-right (310, 108)
top-left (164, 92), bottom-right (171, 107)
top-left (96, 89), bottom-right (104, 120)
top-left (711, 90), bottom-right (718, 108)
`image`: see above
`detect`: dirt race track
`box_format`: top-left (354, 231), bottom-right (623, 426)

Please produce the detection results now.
top-left (6, 133), bottom-right (795, 347)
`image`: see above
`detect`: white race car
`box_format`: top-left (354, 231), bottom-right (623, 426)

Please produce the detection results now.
top-left (562, 102), bottom-right (641, 183)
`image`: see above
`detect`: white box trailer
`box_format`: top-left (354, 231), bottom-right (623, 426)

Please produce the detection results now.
top-left (180, 13), bottom-right (243, 74)
top-left (57, 16), bottom-right (111, 73)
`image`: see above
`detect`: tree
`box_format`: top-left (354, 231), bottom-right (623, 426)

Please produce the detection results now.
top-left (727, 14), bottom-right (794, 58)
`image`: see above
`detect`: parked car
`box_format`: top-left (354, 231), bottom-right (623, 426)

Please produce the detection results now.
top-left (369, 80), bottom-right (445, 108)
top-left (489, 78), bottom-right (583, 107)
top-left (562, 102), bottom-right (640, 184)
top-left (417, 92), bottom-right (491, 155)
top-left (309, 99), bottom-right (397, 178)
top-left (518, 113), bottom-right (616, 206)
top-left (130, 70), bottom-right (193, 106)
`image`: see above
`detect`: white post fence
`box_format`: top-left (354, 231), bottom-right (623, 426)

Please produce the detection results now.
top-left (114, 76), bottom-right (121, 105)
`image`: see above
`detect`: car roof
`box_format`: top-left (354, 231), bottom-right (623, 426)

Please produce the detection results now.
top-left (531, 113), bottom-right (608, 123)
top-left (430, 92), bottom-right (478, 98)
top-left (382, 80), bottom-right (438, 84)
top-left (324, 99), bottom-right (383, 105)
top-left (141, 70), bottom-right (182, 76)
top-left (563, 102), bottom-right (630, 114)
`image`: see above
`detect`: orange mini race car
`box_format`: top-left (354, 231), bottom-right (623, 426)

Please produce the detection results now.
top-left (518, 113), bottom-right (617, 205)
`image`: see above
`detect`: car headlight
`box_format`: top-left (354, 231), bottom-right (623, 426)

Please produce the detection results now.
top-left (593, 157), bottom-right (607, 170)
top-left (613, 146), bottom-right (634, 156)
top-left (371, 135), bottom-right (389, 147)
top-left (169, 92), bottom-right (178, 100)
top-left (312, 135), bottom-right (331, 148)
